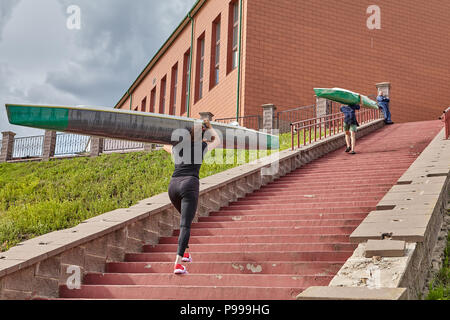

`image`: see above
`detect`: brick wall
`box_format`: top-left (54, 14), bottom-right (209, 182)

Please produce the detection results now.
top-left (117, 0), bottom-right (450, 124)
top-left (117, 0), bottom-right (244, 120)
top-left (244, 0), bottom-right (450, 123)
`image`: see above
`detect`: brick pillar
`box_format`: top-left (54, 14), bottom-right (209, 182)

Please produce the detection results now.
top-left (1, 131), bottom-right (16, 162)
top-left (376, 82), bottom-right (391, 97)
top-left (90, 137), bottom-right (104, 157)
top-left (315, 97), bottom-right (330, 118)
top-left (376, 82), bottom-right (391, 120)
top-left (42, 130), bottom-right (57, 161)
top-left (261, 104), bottom-right (277, 131)
top-left (199, 112), bottom-right (214, 121)
top-left (144, 143), bottom-right (155, 152)
top-left (316, 97), bottom-right (332, 132)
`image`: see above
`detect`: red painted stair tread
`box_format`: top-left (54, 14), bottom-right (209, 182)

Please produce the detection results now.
top-left (58, 121), bottom-right (442, 300)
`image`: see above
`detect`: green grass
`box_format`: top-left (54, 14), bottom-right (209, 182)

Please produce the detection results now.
top-left (426, 212), bottom-right (450, 300)
top-left (0, 151), bottom-right (172, 251)
top-left (0, 132), bottom-right (305, 252)
top-left (0, 128), bottom-right (331, 252)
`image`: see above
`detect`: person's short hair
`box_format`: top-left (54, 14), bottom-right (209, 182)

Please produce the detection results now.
top-left (188, 124), bottom-right (205, 142)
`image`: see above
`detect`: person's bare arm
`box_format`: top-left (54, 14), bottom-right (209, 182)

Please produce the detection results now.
top-left (207, 128), bottom-right (221, 151)
top-left (203, 119), bottom-right (221, 151)
top-left (163, 144), bottom-right (173, 154)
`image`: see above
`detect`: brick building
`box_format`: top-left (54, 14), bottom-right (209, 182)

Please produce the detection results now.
top-left (115, 0), bottom-right (450, 124)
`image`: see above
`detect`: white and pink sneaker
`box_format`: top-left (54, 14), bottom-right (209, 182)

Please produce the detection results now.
top-left (182, 253), bottom-right (192, 263)
top-left (174, 264), bottom-right (188, 274)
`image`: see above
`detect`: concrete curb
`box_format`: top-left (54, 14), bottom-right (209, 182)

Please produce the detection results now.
top-left (0, 119), bottom-right (385, 300)
top-left (297, 127), bottom-right (449, 300)
top-left (297, 286), bottom-right (407, 300)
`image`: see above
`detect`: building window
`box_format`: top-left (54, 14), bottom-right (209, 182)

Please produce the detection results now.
top-left (170, 63), bottom-right (178, 115)
top-left (150, 87), bottom-right (156, 113)
top-left (210, 15), bottom-right (221, 89)
top-left (141, 97), bottom-right (147, 112)
top-left (195, 33), bottom-right (205, 102)
top-left (181, 49), bottom-right (190, 116)
top-left (228, 1), bottom-right (239, 73)
top-left (159, 76), bottom-right (167, 114)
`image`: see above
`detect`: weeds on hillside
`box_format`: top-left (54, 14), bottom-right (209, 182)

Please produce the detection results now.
top-left (426, 227), bottom-right (450, 300)
top-left (0, 132), bottom-right (301, 252)
top-left (0, 151), bottom-right (173, 251)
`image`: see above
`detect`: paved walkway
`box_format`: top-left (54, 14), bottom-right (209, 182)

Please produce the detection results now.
top-left (60, 120), bottom-right (443, 299)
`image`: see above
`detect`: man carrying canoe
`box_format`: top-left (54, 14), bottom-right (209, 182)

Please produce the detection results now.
top-left (340, 96), bottom-right (362, 155)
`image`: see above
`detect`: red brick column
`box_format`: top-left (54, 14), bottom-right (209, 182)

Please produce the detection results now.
top-left (199, 112), bottom-right (214, 121)
top-left (376, 82), bottom-right (391, 120)
top-left (144, 144), bottom-right (155, 152)
top-left (0, 131), bottom-right (16, 163)
top-left (42, 130), bottom-right (57, 161)
top-left (316, 97), bottom-right (332, 118)
top-left (90, 137), bottom-right (104, 157)
top-left (316, 97), bottom-right (332, 132)
top-left (376, 82), bottom-right (391, 97)
top-left (261, 104), bottom-right (277, 131)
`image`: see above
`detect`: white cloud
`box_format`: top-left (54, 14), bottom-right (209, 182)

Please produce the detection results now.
top-left (0, 0), bottom-right (196, 137)
top-left (0, 0), bottom-right (21, 41)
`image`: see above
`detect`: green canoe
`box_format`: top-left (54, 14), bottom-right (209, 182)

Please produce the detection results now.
top-left (314, 88), bottom-right (379, 109)
top-left (5, 104), bottom-right (279, 150)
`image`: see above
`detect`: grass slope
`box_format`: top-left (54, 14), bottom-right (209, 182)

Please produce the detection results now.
top-left (0, 133), bottom-right (295, 251)
top-left (426, 206), bottom-right (450, 300)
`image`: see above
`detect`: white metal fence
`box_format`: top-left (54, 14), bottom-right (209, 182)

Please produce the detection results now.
top-left (12, 135), bottom-right (44, 158)
top-left (103, 139), bottom-right (145, 153)
top-left (9, 133), bottom-right (147, 160)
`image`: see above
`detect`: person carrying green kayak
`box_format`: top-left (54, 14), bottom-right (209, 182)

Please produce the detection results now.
top-left (340, 96), bottom-right (363, 155)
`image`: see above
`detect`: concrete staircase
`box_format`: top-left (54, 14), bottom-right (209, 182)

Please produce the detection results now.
top-left (59, 121), bottom-right (443, 300)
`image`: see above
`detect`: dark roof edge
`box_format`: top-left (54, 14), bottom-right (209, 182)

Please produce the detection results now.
top-left (114, 0), bottom-right (207, 109)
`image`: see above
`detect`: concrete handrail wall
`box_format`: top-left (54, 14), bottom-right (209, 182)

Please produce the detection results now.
top-left (0, 119), bottom-right (385, 300)
top-left (298, 127), bottom-right (449, 300)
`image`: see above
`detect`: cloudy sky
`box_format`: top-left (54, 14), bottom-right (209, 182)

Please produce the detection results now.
top-left (0, 0), bottom-right (196, 137)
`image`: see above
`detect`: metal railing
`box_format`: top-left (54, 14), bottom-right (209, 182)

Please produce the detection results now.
top-left (12, 135), bottom-right (44, 158)
top-left (54, 133), bottom-right (91, 156)
top-left (215, 103), bottom-right (336, 134)
top-left (103, 139), bottom-right (145, 153)
top-left (214, 115), bottom-right (263, 131)
top-left (290, 108), bottom-right (383, 150)
top-left (276, 105), bottom-right (316, 133)
top-left (442, 107), bottom-right (450, 139)
top-left (6, 132), bottom-right (148, 161)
